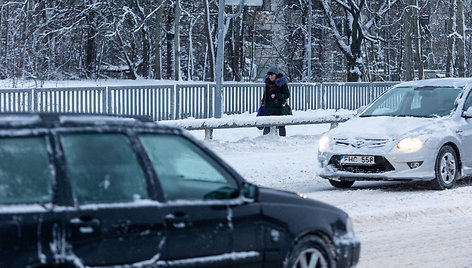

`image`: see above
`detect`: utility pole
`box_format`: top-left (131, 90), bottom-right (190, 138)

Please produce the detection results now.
top-left (214, 0), bottom-right (226, 118)
top-left (214, 0), bottom-right (262, 118)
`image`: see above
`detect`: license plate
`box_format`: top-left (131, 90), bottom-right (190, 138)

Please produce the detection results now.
top-left (340, 155), bottom-right (375, 165)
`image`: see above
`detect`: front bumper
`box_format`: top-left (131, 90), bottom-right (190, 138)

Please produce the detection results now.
top-left (317, 145), bottom-right (437, 181)
top-left (334, 234), bottom-right (361, 268)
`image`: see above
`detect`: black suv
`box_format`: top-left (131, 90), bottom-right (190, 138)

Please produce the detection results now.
top-left (0, 113), bottom-right (359, 268)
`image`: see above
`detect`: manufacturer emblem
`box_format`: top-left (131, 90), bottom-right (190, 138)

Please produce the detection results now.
top-left (352, 141), bottom-right (365, 148)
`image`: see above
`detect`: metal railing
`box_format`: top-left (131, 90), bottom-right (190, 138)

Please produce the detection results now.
top-left (0, 82), bottom-right (397, 120)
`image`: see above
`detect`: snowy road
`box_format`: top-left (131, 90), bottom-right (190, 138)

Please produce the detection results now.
top-left (189, 124), bottom-right (472, 268)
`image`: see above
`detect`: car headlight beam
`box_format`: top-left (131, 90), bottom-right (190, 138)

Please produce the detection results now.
top-left (397, 137), bottom-right (423, 152)
top-left (318, 135), bottom-right (330, 152)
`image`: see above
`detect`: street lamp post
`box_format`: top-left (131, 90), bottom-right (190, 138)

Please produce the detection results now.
top-left (214, 0), bottom-right (261, 118)
top-left (214, 0), bottom-right (226, 118)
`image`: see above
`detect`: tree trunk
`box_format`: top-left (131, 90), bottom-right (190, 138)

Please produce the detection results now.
top-left (141, 28), bottom-right (149, 78)
top-left (174, 0), bottom-right (180, 81)
top-left (187, 18), bottom-right (196, 80)
top-left (412, 0), bottom-right (423, 80)
top-left (404, 0), bottom-right (414, 81)
top-left (0, 2), bottom-right (4, 78)
top-left (154, 0), bottom-right (163, 79)
top-left (446, 0), bottom-right (455, 77)
top-left (204, 0), bottom-right (215, 81)
top-left (347, 12), bottom-right (364, 82)
top-left (232, 14), bottom-right (242, 81)
top-left (166, 3), bottom-right (174, 79)
top-left (249, 9), bottom-right (256, 81)
top-left (85, 0), bottom-right (96, 79)
top-left (456, 0), bottom-right (465, 77)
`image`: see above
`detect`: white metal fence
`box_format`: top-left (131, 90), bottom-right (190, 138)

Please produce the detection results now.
top-left (0, 82), bottom-right (398, 120)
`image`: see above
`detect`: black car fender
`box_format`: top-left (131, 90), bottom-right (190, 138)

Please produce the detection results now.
top-left (257, 187), bottom-right (349, 263)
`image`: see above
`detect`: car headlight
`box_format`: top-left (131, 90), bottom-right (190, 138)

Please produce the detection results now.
top-left (397, 137), bottom-right (423, 152)
top-left (346, 216), bottom-right (355, 235)
top-left (318, 135), bottom-right (330, 152)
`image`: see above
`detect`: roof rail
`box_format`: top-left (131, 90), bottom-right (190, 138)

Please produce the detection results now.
top-left (0, 112), bottom-right (155, 123)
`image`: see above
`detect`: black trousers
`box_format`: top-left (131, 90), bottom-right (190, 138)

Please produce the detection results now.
top-left (263, 126), bottom-right (286, 136)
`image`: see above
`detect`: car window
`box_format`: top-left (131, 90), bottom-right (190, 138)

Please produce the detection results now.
top-left (362, 86), bottom-right (461, 117)
top-left (0, 136), bottom-right (53, 204)
top-left (139, 134), bottom-right (239, 201)
top-left (463, 92), bottom-right (472, 111)
top-left (61, 133), bottom-right (149, 204)
top-left (371, 87), bottom-right (410, 116)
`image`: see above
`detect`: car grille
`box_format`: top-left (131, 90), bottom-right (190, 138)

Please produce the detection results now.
top-left (333, 138), bottom-right (389, 149)
top-left (328, 155), bottom-right (395, 173)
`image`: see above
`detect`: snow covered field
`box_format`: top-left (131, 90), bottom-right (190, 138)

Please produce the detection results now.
top-left (187, 119), bottom-right (472, 268)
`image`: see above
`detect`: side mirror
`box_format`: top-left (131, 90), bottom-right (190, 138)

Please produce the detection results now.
top-left (242, 182), bottom-right (258, 201)
top-left (356, 105), bottom-right (367, 115)
top-left (463, 107), bottom-right (472, 118)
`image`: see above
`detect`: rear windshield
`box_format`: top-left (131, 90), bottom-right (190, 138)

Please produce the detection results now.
top-left (0, 136), bottom-right (53, 205)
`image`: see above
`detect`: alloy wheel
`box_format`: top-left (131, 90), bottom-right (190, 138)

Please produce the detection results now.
top-left (293, 248), bottom-right (328, 268)
top-left (439, 152), bottom-right (456, 186)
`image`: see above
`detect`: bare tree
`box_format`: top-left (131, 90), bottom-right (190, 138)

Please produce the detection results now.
top-left (446, 0), bottom-right (456, 77)
top-left (174, 0), bottom-right (180, 80)
top-left (320, 0), bottom-right (400, 82)
top-left (203, 0), bottom-right (215, 81)
top-left (412, 0), bottom-right (424, 80)
top-left (404, 0), bottom-right (415, 81)
top-left (0, 0), bottom-right (470, 83)
top-left (154, 0), bottom-right (164, 79)
top-left (456, 0), bottom-right (465, 77)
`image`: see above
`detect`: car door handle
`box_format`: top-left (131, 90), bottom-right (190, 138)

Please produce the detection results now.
top-left (456, 130), bottom-right (464, 136)
top-left (69, 216), bottom-right (101, 234)
top-left (165, 213), bottom-right (191, 229)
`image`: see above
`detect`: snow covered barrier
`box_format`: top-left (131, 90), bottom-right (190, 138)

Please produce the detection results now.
top-left (159, 109), bottom-right (356, 139)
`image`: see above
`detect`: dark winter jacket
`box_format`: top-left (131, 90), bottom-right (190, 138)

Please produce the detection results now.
top-left (262, 73), bottom-right (290, 116)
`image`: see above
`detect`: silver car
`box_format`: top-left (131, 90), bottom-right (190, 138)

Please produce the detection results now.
top-left (317, 78), bottom-right (472, 190)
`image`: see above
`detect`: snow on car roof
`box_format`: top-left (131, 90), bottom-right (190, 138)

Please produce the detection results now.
top-left (59, 115), bottom-right (139, 125)
top-left (0, 114), bottom-right (42, 126)
top-left (394, 78), bottom-right (472, 88)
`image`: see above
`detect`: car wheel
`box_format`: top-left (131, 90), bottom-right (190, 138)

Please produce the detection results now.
top-left (329, 179), bottom-right (354, 188)
top-left (284, 235), bottom-right (335, 268)
top-left (431, 145), bottom-right (458, 190)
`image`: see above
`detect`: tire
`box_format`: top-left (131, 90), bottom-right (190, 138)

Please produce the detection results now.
top-left (431, 145), bottom-right (458, 190)
top-left (283, 235), bottom-right (335, 268)
top-left (329, 179), bottom-right (354, 188)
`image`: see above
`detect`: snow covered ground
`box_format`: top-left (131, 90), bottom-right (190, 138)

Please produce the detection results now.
top-left (187, 117), bottom-right (472, 268)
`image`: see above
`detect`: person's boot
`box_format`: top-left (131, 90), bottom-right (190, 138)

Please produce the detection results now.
top-left (278, 126), bottom-right (286, 136)
top-left (263, 127), bottom-right (270, 135)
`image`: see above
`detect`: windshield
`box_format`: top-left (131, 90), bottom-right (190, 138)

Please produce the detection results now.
top-left (360, 86), bottom-right (462, 118)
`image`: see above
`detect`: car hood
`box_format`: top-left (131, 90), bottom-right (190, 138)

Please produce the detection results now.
top-left (329, 116), bottom-right (439, 140)
top-left (257, 187), bottom-right (346, 216)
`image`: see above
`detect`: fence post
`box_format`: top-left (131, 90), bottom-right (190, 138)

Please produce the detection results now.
top-left (105, 86), bottom-right (111, 114)
top-left (173, 84), bottom-right (179, 120)
top-left (305, 83), bottom-right (310, 110)
top-left (32, 89), bottom-right (38, 112)
top-left (28, 89), bottom-right (33, 112)
top-left (321, 83), bottom-right (325, 109)
top-left (368, 83), bottom-right (372, 107)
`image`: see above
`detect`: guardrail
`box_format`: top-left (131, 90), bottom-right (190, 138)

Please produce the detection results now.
top-left (0, 82), bottom-right (397, 120)
top-left (160, 110), bottom-right (356, 139)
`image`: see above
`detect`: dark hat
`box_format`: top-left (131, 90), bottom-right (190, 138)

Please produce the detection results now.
top-left (267, 66), bottom-right (279, 75)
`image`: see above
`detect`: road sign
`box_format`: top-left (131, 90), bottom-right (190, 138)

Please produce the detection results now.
top-left (225, 0), bottom-right (262, 6)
